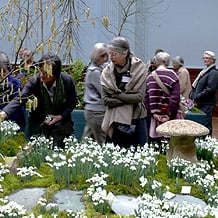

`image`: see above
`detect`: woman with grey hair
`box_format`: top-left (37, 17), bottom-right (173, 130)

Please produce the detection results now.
top-left (144, 52), bottom-right (182, 150)
top-left (101, 36), bottom-right (148, 148)
top-left (190, 50), bottom-right (218, 135)
top-left (172, 56), bottom-right (192, 100)
top-left (82, 43), bottom-right (108, 144)
top-left (0, 51), bottom-right (26, 131)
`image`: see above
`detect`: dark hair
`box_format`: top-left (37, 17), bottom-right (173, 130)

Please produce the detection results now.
top-left (155, 48), bottom-right (164, 55)
top-left (38, 52), bottom-right (62, 78)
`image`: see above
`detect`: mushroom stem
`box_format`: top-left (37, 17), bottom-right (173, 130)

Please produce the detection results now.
top-left (167, 135), bottom-right (198, 162)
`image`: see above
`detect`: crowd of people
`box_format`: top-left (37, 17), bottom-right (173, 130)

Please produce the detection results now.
top-left (0, 37), bottom-right (218, 150)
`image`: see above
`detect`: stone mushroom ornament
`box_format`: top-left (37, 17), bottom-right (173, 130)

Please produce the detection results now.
top-left (156, 119), bottom-right (209, 162)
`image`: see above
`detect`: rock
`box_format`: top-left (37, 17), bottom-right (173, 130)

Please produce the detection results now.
top-left (4, 156), bottom-right (19, 174)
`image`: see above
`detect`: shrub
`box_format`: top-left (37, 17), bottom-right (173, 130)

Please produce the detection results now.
top-left (62, 59), bottom-right (87, 109)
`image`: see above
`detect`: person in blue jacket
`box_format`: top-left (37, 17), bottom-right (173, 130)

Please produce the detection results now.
top-left (0, 51), bottom-right (26, 131)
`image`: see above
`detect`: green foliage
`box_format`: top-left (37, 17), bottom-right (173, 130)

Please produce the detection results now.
top-left (43, 184), bottom-right (61, 201)
top-left (1, 174), bottom-right (23, 196)
top-left (1, 134), bottom-right (217, 217)
top-left (189, 106), bottom-right (204, 114)
top-left (62, 59), bottom-right (87, 109)
top-left (197, 148), bottom-right (213, 162)
top-left (0, 132), bottom-right (26, 157)
top-left (213, 157), bottom-right (218, 169)
top-left (19, 141), bottom-right (52, 168)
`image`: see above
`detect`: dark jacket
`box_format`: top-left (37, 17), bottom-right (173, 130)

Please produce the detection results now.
top-left (3, 72), bottom-right (77, 140)
top-left (0, 75), bottom-right (26, 131)
top-left (190, 66), bottom-right (218, 106)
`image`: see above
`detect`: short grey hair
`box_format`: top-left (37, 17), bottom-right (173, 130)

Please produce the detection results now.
top-left (109, 36), bottom-right (130, 54)
top-left (155, 52), bottom-right (170, 66)
top-left (204, 50), bottom-right (216, 61)
top-left (90, 43), bottom-right (108, 63)
top-left (0, 51), bottom-right (11, 70)
top-left (23, 49), bottom-right (33, 59)
top-left (172, 56), bottom-right (184, 67)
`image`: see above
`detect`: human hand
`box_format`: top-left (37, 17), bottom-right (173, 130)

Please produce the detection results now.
top-left (0, 111), bottom-right (8, 120)
top-left (153, 114), bottom-right (169, 122)
top-left (44, 114), bottom-right (62, 125)
top-left (193, 101), bottom-right (198, 107)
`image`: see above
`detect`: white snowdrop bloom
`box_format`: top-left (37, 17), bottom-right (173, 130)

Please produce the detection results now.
top-left (205, 174), bottom-right (215, 182)
top-left (151, 180), bottom-right (162, 190)
top-left (58, 153), bottom-right (66, 160)
top-left (34, 172), bottom-right (43, 178)
top-left (93, 163), bottom-right (101, 169)
top-left (0, 184), bottom-right (3, 192)
top-left (52, 153), bottom-right (58, 159)
top-left (139, 176), bottom-right (148, 187)
top-left (213, 169), bottom-right (218, 180)
top-left (80, 157), bottom-right (86, 163)
top-left (46, 163), bottom-right (53, 168)
top-left (45, 155), bottom-right (53, 162)
top-left (130, 165), bottom-right (137, 171)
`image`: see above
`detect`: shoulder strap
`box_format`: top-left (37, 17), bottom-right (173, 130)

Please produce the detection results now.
top-left (152, 70), bottom-right (170, 95)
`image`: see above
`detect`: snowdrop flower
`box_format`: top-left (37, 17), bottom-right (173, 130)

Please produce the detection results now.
top-left (139, 176), bottom-right (148, 187)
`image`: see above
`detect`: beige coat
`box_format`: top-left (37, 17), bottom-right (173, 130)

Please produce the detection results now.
top-left (177, 67), bottom-right (192, 99)
top-left (101, 56), bottom-right (147, 135)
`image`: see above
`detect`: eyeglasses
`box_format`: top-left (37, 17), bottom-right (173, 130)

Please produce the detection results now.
top-left (108, 52), bottom-right (119, 57)
top-left (203, 57), bottom-right (212, 60)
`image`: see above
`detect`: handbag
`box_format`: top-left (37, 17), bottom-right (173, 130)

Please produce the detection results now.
top-left (117, 123), bottom-right (136, 134)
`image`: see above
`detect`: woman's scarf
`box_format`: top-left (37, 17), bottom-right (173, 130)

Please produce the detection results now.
top-left (41, 75), bottom-right (66, 114)
top-left (101, 56), bottom-right (146, 94)
top-left (192, 64), bottom-right (216, 88)
top-left (101, 55), bottom-right (147, 135)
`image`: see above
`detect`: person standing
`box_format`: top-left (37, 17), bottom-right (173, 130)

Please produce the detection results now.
top-left (0, 52), bottom-right (77, 149)
top-left (190, 50), bottom-right (218, 135)
top-left (144, 52), bottom-right (182, 147)
top-left (172, 56), bottom-right (192, 100)
top-left (101, 36), bottom-right (148, 148)
top-left (82, 43), bottom-right (108, 144)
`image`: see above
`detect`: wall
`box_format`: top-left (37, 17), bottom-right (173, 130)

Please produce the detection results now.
top-left (1, 1), bottom-right (218, 67)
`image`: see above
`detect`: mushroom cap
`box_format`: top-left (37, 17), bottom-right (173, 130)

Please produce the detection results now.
top-left (156, 119), bottom-right (209, 136)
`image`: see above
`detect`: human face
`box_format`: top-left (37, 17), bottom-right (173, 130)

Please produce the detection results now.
top-left (108, 48), bottom-right (127, 66)
top-left (203, 54), bottom-right (214, 67)
top-left (40, 63), bottom-right (55, 85)
top-left (97, 53), bottom-right (108, 66)
top-left (172, 62), bottom-right (180, 71)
